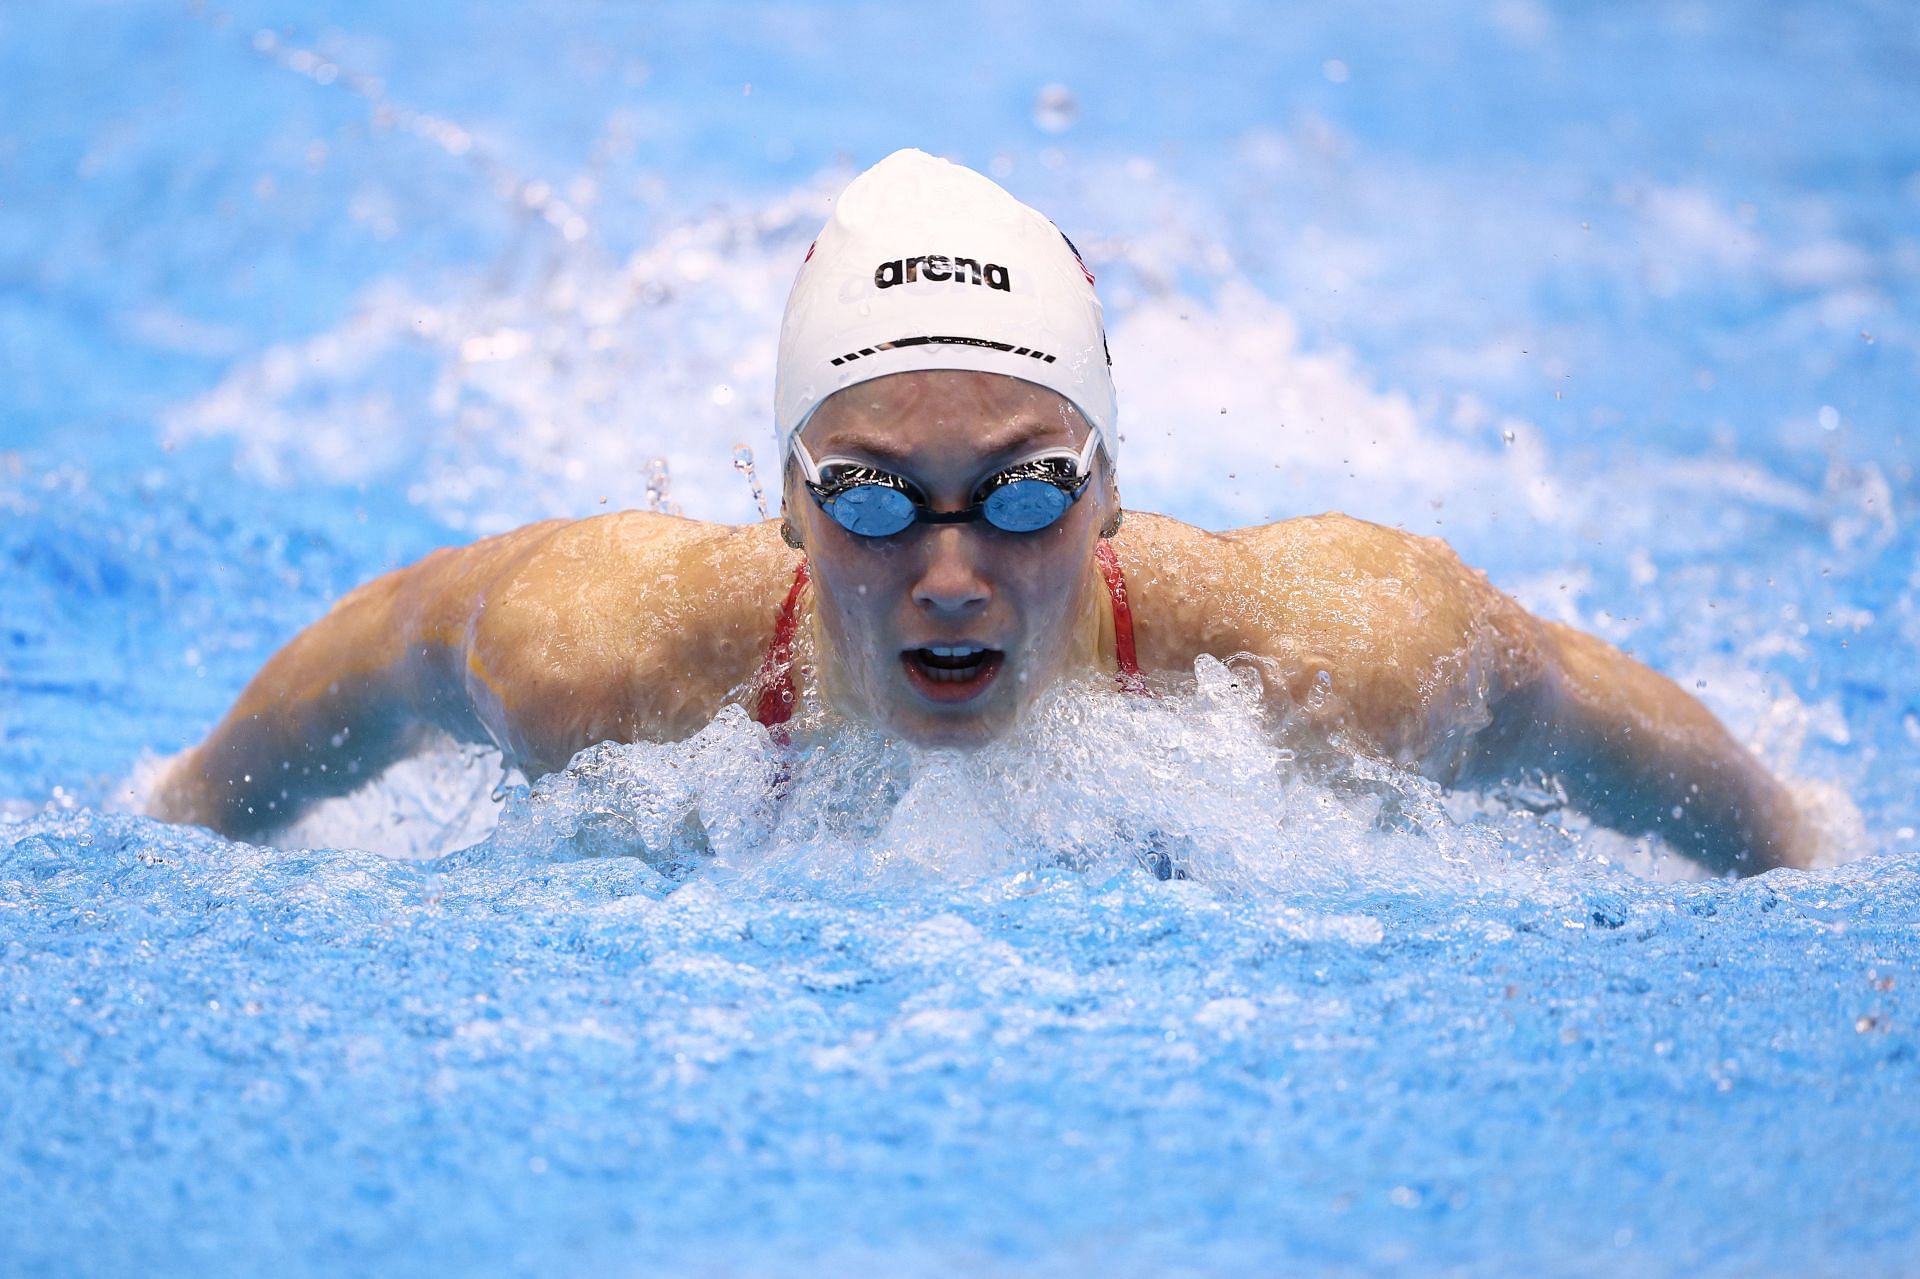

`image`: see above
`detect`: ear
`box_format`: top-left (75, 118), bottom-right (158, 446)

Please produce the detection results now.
top-left (778, 461), bottom-right (808, 550)
top-left (1096, 463), bottom-right (1123, 539)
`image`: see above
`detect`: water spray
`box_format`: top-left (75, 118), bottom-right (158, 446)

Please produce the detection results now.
top-left (732, 444), bottom-right (770, 520)
top-left (644, 458), bottom-right (681, 517)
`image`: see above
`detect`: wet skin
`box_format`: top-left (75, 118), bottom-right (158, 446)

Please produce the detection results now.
top-left (152, 371), bottom-right (1815, 874)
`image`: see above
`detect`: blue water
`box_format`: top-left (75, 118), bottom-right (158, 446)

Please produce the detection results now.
top-left (4, 1), bottom-right (1919, 1274)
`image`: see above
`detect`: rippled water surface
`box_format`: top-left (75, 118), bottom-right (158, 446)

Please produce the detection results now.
top-left (3, 1), bottom-right (1918, 1274)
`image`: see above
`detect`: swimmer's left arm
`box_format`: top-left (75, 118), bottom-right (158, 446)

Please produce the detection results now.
top-left (1489, 621), bottom-right (1812, 875)
top-left (1386, 545), bottom-right (1813, 875)
top-left (1172, 513), bottom-right (1811, 875)
top-left (1387, 541), bottom-right (1812, 875)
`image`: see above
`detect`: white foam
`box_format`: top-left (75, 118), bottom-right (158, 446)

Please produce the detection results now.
top-left (117, 639), bottom-right (1867, 884)
top-left (268, 737), bottom-right (518, 858)
top-left (452, 657), bottom-right (1630, 902)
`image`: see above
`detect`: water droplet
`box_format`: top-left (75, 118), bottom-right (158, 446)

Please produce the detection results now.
top-left (1032, 84), bottom-right (1078, 133)
top-left (644, 458), bottom-right (681, 517)
top-left (731, 444), bottom-right (770, 520)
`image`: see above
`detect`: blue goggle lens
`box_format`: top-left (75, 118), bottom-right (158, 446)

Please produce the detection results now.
top-left (980, 477), bottom-right (1074, 533)
top-left (824, 484), bottom-right (919, 537)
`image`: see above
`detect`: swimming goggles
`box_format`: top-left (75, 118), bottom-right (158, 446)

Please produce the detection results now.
top-left (793, 433), bottom-right (1099, 538)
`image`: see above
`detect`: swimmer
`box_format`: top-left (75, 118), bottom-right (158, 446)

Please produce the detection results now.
top-left (152, 149), bottom-right (1813, 874)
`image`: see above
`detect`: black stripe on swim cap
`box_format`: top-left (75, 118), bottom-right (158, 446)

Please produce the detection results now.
top-left (828, 334), bottom-right (1058, 366)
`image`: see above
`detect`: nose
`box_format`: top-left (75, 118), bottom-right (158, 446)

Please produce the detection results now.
top-left (910, 526), bottom-right (991, 617)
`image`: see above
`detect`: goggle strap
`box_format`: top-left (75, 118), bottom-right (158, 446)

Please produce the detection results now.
top-left (792, 437), bottom-right (825, 487)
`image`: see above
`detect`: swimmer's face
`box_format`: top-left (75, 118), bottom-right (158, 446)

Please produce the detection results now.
top-left (787, 370), bottom-right (1116, 747)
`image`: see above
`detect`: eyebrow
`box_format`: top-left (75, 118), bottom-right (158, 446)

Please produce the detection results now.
top-left (815, 420), bottom-right (1068, 466)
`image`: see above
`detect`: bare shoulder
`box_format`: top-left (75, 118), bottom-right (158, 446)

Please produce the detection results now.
top-left (461, 512), bottom-right (800, 767)
top-left (1113, 509), bottom-right (1520, 653)
top-left (1225, 512), bottom-right (1516, 624)
top-left (479, 509), bottom-right (793, 613)
top-left (1115, 510), bottom-right (1548, 762)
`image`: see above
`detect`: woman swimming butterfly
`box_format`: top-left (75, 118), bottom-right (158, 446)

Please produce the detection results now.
top-left (154, 149), bottom-right (1812, 875)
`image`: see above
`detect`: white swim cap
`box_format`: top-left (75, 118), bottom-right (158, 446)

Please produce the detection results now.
top-left (775, 149), bottom-right (1117, 465)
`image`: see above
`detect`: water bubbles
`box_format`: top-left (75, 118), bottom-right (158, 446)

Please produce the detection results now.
top-left (1033, 84), bottom-right (1079, 133)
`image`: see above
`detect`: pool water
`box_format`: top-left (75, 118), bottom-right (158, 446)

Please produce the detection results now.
top-left (3, 1), bottom-right (1918, 1274)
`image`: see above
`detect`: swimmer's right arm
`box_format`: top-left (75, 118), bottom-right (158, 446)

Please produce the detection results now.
top-left (149, 521), bottom-right (569, 839)
top-left (152, 514), bottom-right (796, 839)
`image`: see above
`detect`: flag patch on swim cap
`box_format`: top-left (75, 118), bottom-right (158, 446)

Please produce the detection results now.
top-left (1060, 229), bottom-right (1096, 286)
top-left (774, 149), bottom-right (1117, 465)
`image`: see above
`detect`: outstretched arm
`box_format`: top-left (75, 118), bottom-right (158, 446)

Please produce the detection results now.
top-left (1501, 622), bottom-right (1810, 874)
top-left (1135, 513), bottom-right (1811, 876)
top-left (152, 513), bottom-right (797, 840)
top-left (148, 521), bottom-right (564, 839)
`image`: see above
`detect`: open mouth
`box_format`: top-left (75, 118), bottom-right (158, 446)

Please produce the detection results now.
top-left (901, 645), bottom-right (1005, 704)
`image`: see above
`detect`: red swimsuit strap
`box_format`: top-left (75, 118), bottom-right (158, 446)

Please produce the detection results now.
top-left (752, 559), bottom-right (810, 729)
top-left (752, 542), bottom-right (1140, 730)
top-left (1096, 538), bottom-right (1142, 679)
